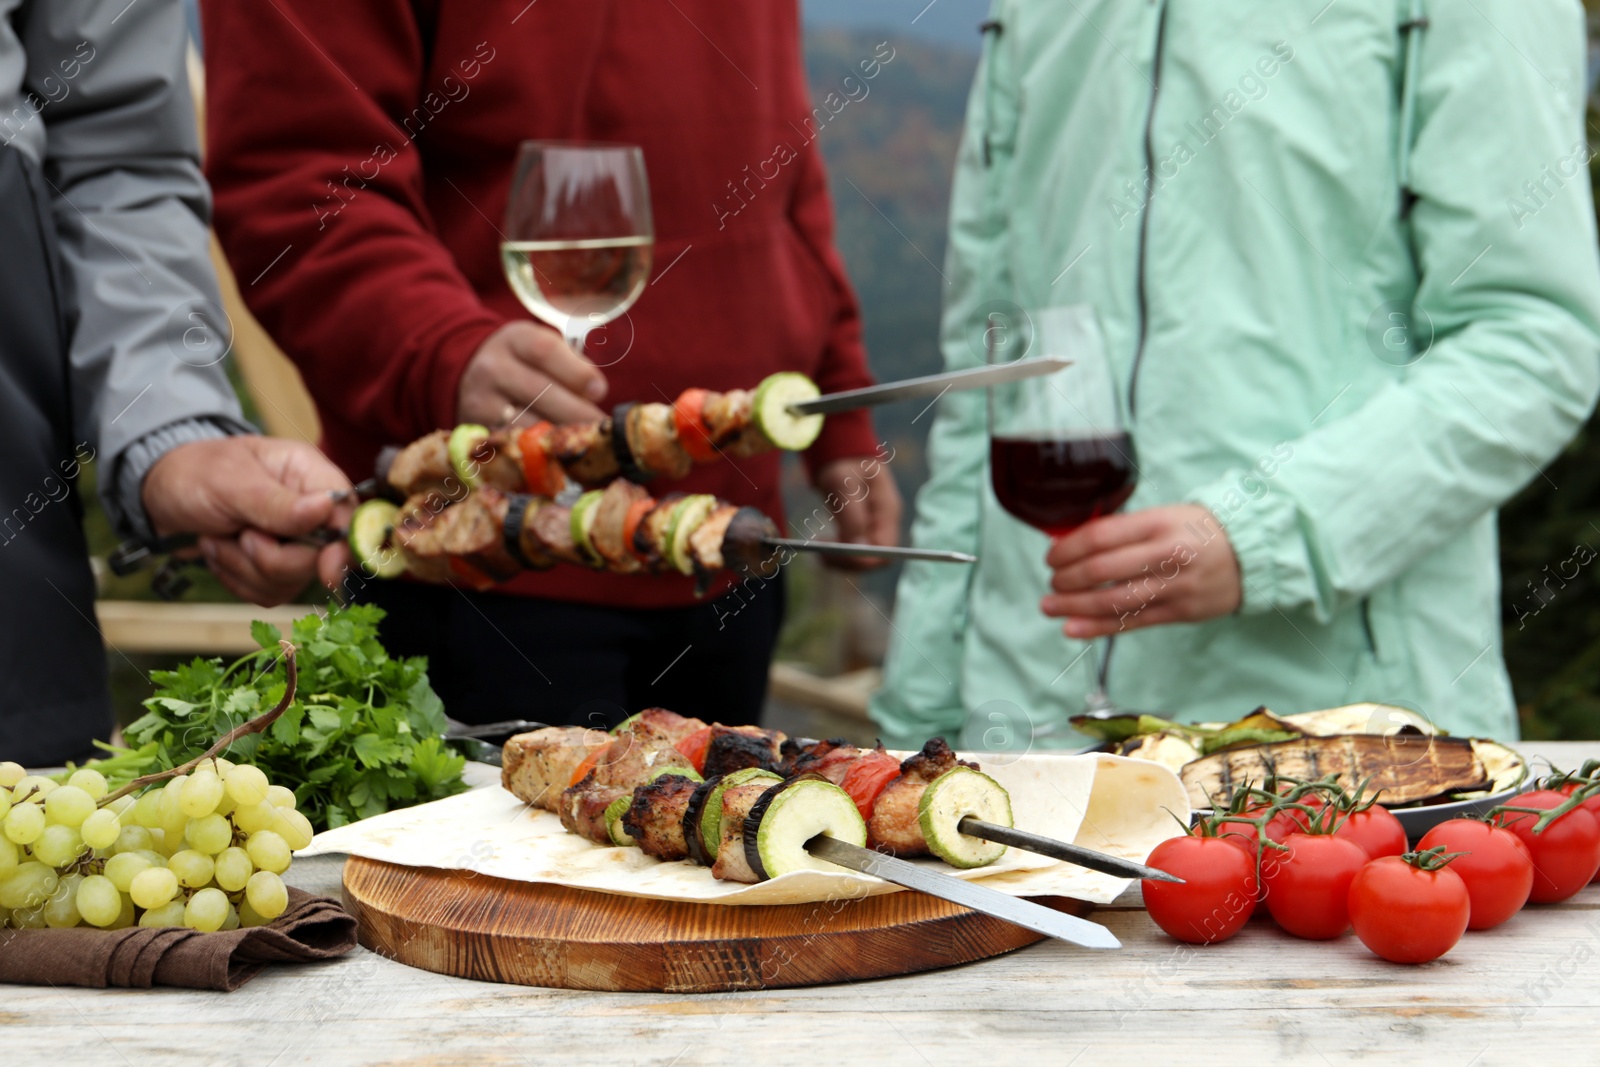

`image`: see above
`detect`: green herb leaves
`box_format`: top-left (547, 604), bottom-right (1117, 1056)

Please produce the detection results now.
top-left (125, 605), bottom-right (466, 831)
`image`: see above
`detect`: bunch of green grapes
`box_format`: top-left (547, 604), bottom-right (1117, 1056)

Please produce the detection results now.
top-left (0, 757), bottom-right (313, 931)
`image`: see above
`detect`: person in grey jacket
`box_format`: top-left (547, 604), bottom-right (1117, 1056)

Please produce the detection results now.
top-left (1, 0), bottom-right (352, 765)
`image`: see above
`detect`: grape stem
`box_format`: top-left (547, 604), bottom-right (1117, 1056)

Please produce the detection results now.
top-left (97, 641), bottom-right (299, 808)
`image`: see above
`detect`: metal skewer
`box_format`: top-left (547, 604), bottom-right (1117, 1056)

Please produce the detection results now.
top-left (807, 836), bottom-right (1120, 949)
top-left (761, 537), bottom-right (975, 565)
top-left (957, 818), bottom-right (1184, 884)
top-left (787, 357), bottom-right (1072, 417)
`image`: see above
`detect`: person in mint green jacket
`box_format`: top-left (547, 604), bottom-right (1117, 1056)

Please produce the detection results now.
top-left (871, 0), bottom-right (1600, 747)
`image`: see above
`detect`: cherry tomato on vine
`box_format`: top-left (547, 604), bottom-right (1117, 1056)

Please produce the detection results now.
top-left (1417, 819), bottom-right (1533, 930)
top-left (1493, 790), bottom-right (1600, 904)
top-left (1348, 854), bottom-right (1471, 964)
top-left (1333, 804), bottom-right (1408, 860)
top-left (1261, 833), bottom-right (1369, 940)
top-left (1141, 836), bottom-right (1259, 944)
top-left (1555, 781), bottom-right (1600, 882)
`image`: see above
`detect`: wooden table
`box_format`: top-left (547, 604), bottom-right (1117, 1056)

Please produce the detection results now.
top-left (7, 742), bottom-right (1597, 1066)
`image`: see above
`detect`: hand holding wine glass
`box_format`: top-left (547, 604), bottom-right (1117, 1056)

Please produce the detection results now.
top-left (1039, 504), bottom-right (1242, 637)
top-left (462, 141), bottom-right (654, 429)
top-left (986, 304), bottom-right (1138, 712)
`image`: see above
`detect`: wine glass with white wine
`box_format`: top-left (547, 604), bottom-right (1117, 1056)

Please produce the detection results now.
top-left (501, 141), bottom-right (654, 361)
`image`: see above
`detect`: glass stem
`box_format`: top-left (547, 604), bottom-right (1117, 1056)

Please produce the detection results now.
top-left (1084, 636), bottom-right (1116, 713)
top-left (563, 319), bottom-right (588, 358)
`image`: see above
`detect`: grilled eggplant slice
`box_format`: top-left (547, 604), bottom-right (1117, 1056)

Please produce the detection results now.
top-left (1180, 734), bottom-right (1490, 809)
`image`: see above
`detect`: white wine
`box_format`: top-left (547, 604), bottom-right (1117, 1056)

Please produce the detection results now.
top-left (501, 236), bottom-right (653, 336)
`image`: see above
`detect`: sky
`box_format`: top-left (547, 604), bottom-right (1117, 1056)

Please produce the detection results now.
top-left (801, 0), bottom-right (988, 51)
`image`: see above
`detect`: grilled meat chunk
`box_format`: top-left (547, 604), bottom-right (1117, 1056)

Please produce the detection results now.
top-left (687, 504), bottom-right (740, 572)
top-left (623, 708), bottom-right (705, 749)
top-left (524, 500), bottom-right (588, 566)
top-left (621, 774), bottom-right (700, 861)
top-left (386, 430), bottom-right (454, 497)
top-left (434, 489), bottom-right (521, 582)
top-left (469, 431), bottom-right (526, 492)
top-left (502, 726), bottom-right (610, 811)
top-left (868, 737), bottom-right (975, 856)
top-left (589, 479), bottom-right (651, 572)
top-left (592, 732), bottom-right (696, 789)
top-left (628, 402), bottom-right (693, 480)
top-left (703, 725), bottom-right (784, 777)
top-left (560, 780), bottom-right (629, 845)
top-left (720, 507), bottom-right (781, 579)
top-left (631, 494), bottom-right (685, 573)
top-left (701, 388), bottom-right (754, 446)
top-left (710, 781), bottom-right (770, 883)
top-left (550, 420), bottom-right (620, 486)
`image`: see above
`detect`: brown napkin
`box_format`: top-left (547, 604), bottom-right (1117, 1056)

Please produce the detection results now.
top-left (0, 887), bottom-right (357, 991)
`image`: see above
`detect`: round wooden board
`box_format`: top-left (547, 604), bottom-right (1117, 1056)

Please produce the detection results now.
top-left (343, 857), bottom-right (1093, 993)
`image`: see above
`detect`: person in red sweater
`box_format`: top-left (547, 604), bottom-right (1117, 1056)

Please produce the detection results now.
top-left (199, 1), bottom-right (900, 728)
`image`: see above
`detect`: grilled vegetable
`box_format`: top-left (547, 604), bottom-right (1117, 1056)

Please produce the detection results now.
top-left (1180, 734), bottom-right (1491, 809)
top-left (569, 489), bottom-right (606, 567)
top-left (917, 767), bottom-right (1011, 869)
top-left (448, 424), bottom-right (490, 488)
top-left (751, 371), bottom-right (824, 451)
top-left (604, 794), bottom-right (634, 846)
top-left (743, 776), bottom-right (867, 880)
top-left (696, 767), bottom-right (782, 865)
top-left (348, 500), bottom-right (407, 578)
top-left (666, 494), bottom-right (716, 575)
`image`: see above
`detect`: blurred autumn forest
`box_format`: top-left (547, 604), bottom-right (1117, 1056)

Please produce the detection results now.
top-left (94, 11), bottom-right (1600, 740)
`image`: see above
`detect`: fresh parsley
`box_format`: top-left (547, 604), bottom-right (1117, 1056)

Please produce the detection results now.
top-left (123, 605), bottom-right (467, 829)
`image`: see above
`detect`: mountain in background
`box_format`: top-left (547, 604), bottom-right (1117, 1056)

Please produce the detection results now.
top-left (799, 27), bottom-right (978, 498)
top-left (802, 0), bottom-right (987, 51)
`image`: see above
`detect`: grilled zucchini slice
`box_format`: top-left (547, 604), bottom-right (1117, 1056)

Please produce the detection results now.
top-left (752, 372), bottom-right (824, 451)
top-left (744, 777), bottom-right (867, 880)
top-left (917, 767), bottom-right (1011, 869)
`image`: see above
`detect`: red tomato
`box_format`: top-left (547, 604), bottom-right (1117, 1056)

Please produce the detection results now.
top-left (839, 752), bottom-right (902, 821)
top-left (1347, 856), bottom-right (1471, 964)
top-left (1142, 836), bottom-right (1259, 944)
top-left (1417, 820), bottom-right (1534, 930)
top-left (1261, 834), bottom-right (1369, 940)
top-left (1494, 790), bottom-right (1600, 903)
top-left (621, 498), bottom-right (655, 562)
top-left (517, 422), bottom-right (568, 498)
top-left (674, 727), bottom-right (714, 775)
top-left (1556, 782), bottom-right (1600, 882)
top-left (1334, 805), bottom-right (1408, 860)
top-left (672, 389), bottom-right (719, 462)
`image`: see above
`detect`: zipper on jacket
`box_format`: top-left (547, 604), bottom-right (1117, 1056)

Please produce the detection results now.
top-left (1127, 0), bottom-right (1170, 418)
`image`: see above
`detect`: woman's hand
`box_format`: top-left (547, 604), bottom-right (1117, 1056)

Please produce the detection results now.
top-left (1040, 504), bottom-right (1241, 638)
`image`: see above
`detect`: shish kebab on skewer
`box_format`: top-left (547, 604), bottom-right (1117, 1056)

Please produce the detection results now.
top-left (384, 371), bottom-right (828, 502)
top-left (500, 708), bottom-right (1015, 883)
top-left (348, 476), bottom-right (790, 592)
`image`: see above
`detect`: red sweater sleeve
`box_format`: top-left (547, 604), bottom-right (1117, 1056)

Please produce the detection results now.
top-left (786, 137), bottom-right (882, 475)
top-left (200, 0), bottom-right (502, 443)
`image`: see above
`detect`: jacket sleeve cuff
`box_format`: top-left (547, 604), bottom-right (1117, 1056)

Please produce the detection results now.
top-left (110, 418), bottom-right (249, 542)
top-left (424, 316), bottom-right (507, 430)
top-left (802, 408), bottom-right (882, 478)
top-left (1187, 477), bottom-right (1308, 617)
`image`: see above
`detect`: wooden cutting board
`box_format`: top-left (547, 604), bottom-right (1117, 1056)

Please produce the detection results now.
top-left (342, 857), bottom-right (1092, 992)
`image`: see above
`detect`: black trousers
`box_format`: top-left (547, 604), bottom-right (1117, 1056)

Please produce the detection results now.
top-left (357, 577), bottom-right (785, 729)
top-left (0, 146), bottom-right (112, 765)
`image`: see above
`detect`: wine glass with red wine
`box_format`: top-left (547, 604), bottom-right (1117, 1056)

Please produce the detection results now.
top-left (501, 141), bottom-right (654, 361)
top-left (987, 305), bottom-right (1137, 715)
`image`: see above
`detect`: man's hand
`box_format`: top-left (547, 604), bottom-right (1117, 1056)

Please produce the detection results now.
top-left (810, 456), bottom-right (903, 571)
top-left (142, 437), bottom-right (354, 606)
top-left (1040, 504), bottom-right (1241, 638)
top-left (457, 322), bottom-right (609, 427)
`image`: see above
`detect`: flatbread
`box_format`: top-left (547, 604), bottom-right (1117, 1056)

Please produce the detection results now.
top-left (302, 753), bottom-right (1187, 906)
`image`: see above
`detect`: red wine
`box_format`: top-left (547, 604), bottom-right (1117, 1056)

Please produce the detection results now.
top-left (990, 434), bottom-right (1137, 537)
